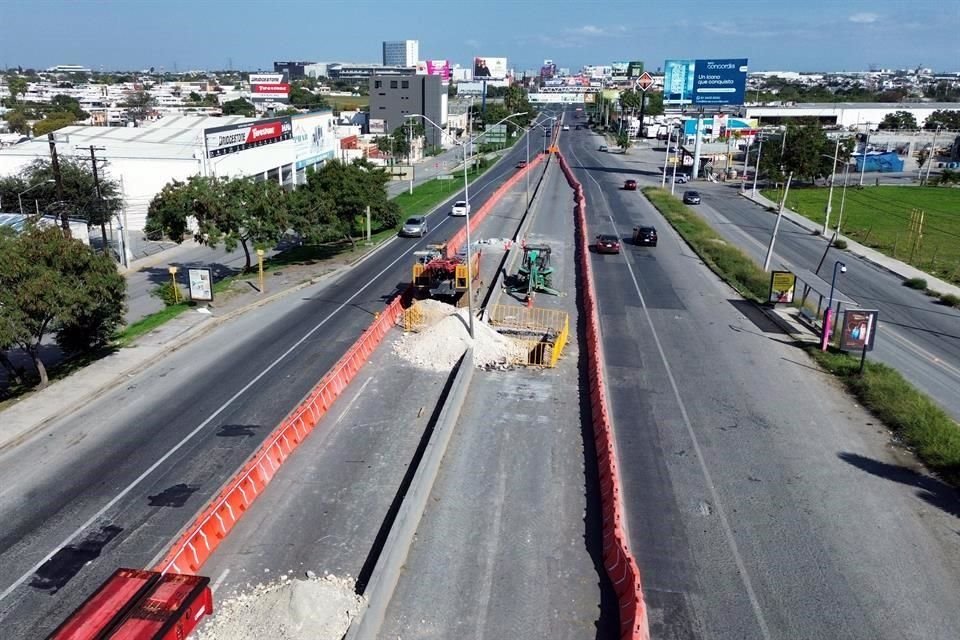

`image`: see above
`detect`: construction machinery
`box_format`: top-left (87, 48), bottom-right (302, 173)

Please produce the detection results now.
top-left (508, 244), bottom-right (560, 298)
top-left (412, 242), bottom-right (481, 305)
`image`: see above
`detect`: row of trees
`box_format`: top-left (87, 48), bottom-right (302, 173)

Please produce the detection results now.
top-left (878, 109), bottom-right (960, 130)
top-left (146, 159), bottom-right (401, 271)
top-left (0, 225), bottom-right (126, 387)
top-left (749, 121), bottom-right (855, 184)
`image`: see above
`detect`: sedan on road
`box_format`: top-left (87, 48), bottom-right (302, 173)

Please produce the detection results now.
top-left (400, 216), bottom-right (429, 236)
top-left (562, 125), bottom-right (570, 131)
top-left (633, 225), bottom-right (658, 247)
top-left (599, 145), bottom-right (608, 152)
top-left (682, 190), bottom-right (702, 205)
top-left (450, 201), bottom-right (470, 217)
top-left (623, 179), bottom-right (638, 191)
top-left (516, 160), bottom-right (527, 169)
top-left (595, 234), bottom-right (621, 254)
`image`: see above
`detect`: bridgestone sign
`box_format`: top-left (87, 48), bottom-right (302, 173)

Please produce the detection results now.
top-left (204, 117), bottom-right (293, 158)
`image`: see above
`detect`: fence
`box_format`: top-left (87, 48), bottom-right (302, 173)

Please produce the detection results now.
top-left (487, 304), bottom-right (569, 368)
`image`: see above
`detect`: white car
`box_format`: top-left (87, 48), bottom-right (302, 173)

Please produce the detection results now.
top-left (450, 200), bottom-right (470, 216)
top-left (562, 125), bottom-right (570, 131)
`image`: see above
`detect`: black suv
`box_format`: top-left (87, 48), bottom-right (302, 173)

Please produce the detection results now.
top-left (633, 225), bottom-right (658, 247)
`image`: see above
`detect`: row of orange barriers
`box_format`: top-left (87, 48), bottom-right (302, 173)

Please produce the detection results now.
top-left (556, 149), bottom-right (650, 640)
top-left (152, 288), bottom-right (414, 576)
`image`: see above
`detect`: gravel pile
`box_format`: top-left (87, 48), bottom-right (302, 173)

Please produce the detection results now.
top-left (394, 302), bottom-right (526, 371)
top-left (195, 573), bottom-right (364, 640)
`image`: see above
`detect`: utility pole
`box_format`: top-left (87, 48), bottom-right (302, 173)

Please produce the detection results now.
top-left (78, 145), bottom-right (109, 255)
top-left (691, 108), bottom-right (704, 180)
top-left (823, 136), bottom-right (841, 234)
top-left (751, 135), bottom-right (764, 197)
top-left (48, 133), bottom-right (68, 233)
top-left (763, 171), bottom-right (793, 271)
top-left (858, 127), bottom-right (869, 186)
top-left (923, 126), bottom-right (940, 185)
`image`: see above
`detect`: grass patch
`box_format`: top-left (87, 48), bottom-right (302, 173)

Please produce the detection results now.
top-left (643, 187), bottom-right (770, 302)
top-left (761, 185), bottom-right (960, 285)
top-left (808, 347), bottom-right (960, 483)
top-left (393, 162), bottom-right (494, 218)
top-left (904, 277), bottom-right (928, 290)
top-left (116, 303), bottom-right (192, 346)
top-left (327, 95), bottom-right (369, 111)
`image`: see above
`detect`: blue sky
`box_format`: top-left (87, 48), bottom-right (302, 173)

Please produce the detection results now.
top-left (2, 0), bottom-right (958, 73)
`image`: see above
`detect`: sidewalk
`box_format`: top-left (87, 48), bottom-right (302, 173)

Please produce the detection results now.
top-left (741, 190), bottom-right (960, 299)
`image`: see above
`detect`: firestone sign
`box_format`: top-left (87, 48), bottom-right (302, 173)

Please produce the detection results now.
top-left (204, 117), bottom-right (293, 158)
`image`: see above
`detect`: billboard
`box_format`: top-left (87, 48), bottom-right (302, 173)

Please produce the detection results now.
top-left (249, 73), bottom-right (284, 85)
top-left (663, 58), bottom-right (748, 106)
top-left (839, 309), bottom-right (879, 352)
top-left (204, 117), bottom-right (293, 158)
top-left (611, 61), bottom-right (629, 78)
top-left (252, 83), bottom-right (291, 99)
top-left (369, 118), bottom-right (387, 135)
top-left (473, 56), bottom-right (508, 80)
top-left (293, 112), bottom-right (336, 170)
top-left (627, 61), bottom-right (645, 77)
top-left (416, 60), bottom-right (452, 84)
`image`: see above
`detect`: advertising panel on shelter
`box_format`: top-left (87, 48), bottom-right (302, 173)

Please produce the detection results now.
top-left (663, 58), bottom-right (748, 106)
top-left (473, 57), bottom-right (508, 79)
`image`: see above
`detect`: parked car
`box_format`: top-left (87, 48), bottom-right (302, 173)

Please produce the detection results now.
top-left (674, 173), bottom-right (690, 184)
top-left (450, 201), bottom-right (470, 217)
top-left (623, 179), bottom-right (638, 191)
top-left (516, 160), bottom-right (527, 169)
top-left (632, 225), bottom-right (658, 247)
top-left (682, 190), bottom-right (702, 205)
top-left (575, 124), bottom-right (582, 130)
top-left (599, 145), bottom-right (608, 152)
top-left (400, 216), bottom-right (429, 236)
top-left (595, 234), bottom-right (621, 254)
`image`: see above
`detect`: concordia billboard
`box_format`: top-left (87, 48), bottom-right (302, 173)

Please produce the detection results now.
top-left (663, 58), bottom-right (748, 106)
top-left (473, 56), bottom-right (508, 80)
top-left (204, 117), bottom-right (293, 158)
top-left (416, 60), bottom-right (452, 84)
top-left (292, 112), bottom-right (336, 170)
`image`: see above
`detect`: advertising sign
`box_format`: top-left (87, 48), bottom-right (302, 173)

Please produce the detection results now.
top-left (768, 271), bottom-right (796, 304)
top-left (484, 124), bottom-right (507, 143)
top-left (839, 309), bottom-right (879, 352)
top-left (293, 113), bottom-right (336, 170)
top-left (369, 118), bottom-right (387, 135)
top-left (187, 268), bottom-right (213, 302)
top-left (252, 83), bottom-right (291, 99)
top-left (204, 117), bottom-right (293, 158)
top-left (663, 58), bottom-right (748, 106)
top-left (416, 60), bottom-right (452, 84)
top-left (249, 73), bottom-right (284, 85)
top-left (473, 56), bottom-right (508, 80)
top-left (627, 61), bottom-right (645, 77)
top-left (611, 61), bottom-right (629, 78)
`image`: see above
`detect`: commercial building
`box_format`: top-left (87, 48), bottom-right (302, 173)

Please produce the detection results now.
top-left (330, 64), bottom-right (416, 81)
top-left (745, 102), bottom-right (960, 130)
top-left (382, 40), bottom-right (419, 67)
top-left (272, 61), bottom-right (313, 80)
top-left (369, 74), bottom-right (445, 148)
top-left (0, 111), bottom-right (337, 231)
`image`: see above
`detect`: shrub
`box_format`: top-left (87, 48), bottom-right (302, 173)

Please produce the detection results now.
top-left (941, 293), bottom-right (960, 308)
top-left (152, 280), bottom-right (187, 306)
top-left (903, 277), bottom-right (928, 290)
top-left (833, 239), bottom-right (848, 250)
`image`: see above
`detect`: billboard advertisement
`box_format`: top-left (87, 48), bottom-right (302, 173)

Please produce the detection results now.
top-left (663, 58), bottom-right (748, 106)
top-left (473, 56), bottom-right (508, 80)
top-left (252, 83), bottom-right (291, 99)
top-left (628, 61), bottom-right (645, 77)
top-left (839, 309), bottom-right (879, 352)
top-left (369, 118), bottom-right (387, 135)
top-left (611, 61), bottom-right (629, 78)
top-left (204, 117), bottom-right (293, 158)
top-left (293, 113), bottom-right (336, 170)
top-left (416, 60), bottom-right (452, 84)
top-left (249, 73), bottom-right (284, 85)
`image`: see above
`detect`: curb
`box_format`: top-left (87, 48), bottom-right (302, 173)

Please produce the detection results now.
top-left (345, 349), bottom-right (475, 640)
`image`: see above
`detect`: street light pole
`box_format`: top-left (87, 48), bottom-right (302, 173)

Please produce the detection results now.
top-left (822, 260), bottom-right (846, 351)
top-left (408, 121), bottom-right (413, 195)
top-left (923, 126), bottom-right (940, 185)
top-left (824, 136), bottom-right (841, 234)
top-left (751, 135), bottom-right (764, 198)
top-left (17, 180), bottom-right (55, 215)
top-left (763, 171), bottom-right (793, 271)
top-left (836, 161), bottom-right (850, 235)
top-left (858, 126), bottom-right (869, 186)
top-left (661, 127), bottom-right (672, 188)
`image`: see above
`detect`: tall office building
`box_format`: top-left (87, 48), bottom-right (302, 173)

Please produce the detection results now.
top-left (382, 40), bottom-right (419, 67)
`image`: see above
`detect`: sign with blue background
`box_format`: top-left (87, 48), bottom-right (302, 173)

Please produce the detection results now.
top-left (664, 58), bottom-right (748, 106)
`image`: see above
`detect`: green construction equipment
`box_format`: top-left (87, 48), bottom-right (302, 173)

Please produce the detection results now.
top-left (509, 244), bottom-right (560, 297)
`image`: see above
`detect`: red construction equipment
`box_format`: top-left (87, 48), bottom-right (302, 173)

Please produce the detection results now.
top-left (48, 569), bottom-right (212, 640)
top-left (412, 242), bottom-right (481, 305)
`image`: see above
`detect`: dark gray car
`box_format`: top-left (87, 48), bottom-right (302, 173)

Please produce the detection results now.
top-left (682, 190), bottom-right (701, 205)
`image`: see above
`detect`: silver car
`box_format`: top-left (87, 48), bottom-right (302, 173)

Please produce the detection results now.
top-left (400, 216), bottom-right (428, 237)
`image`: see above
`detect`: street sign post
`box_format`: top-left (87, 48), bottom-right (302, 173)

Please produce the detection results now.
top-left (635, 72), bottom-right (654, 92)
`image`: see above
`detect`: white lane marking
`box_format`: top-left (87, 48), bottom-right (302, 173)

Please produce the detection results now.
top-left (211, 568), bottom-right (230, 593)
top-left (567, 140), bottom-right (774, 640)
top-left (334, 377), bottom-right (374, 427)
top-left (0, 216), bottom-right (456, 605)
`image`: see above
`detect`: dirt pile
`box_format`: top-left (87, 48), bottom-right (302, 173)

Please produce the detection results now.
top-left (394, 301), bottom-right (526, 371)
top-left (194, 574), bottom-right (364, 640)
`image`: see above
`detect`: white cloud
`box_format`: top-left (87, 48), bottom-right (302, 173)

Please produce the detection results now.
top-left (563, 24), bottom-right (628, 38)
top-left (849, 12), bottom-right (879, 23)
top-left (465, 38), bottom-right (480, 48)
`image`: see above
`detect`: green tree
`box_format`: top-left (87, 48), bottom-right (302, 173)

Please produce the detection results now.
top-left (924, 109), bottom-right (960, 130)
top-left (123, 90), bottom-right (153, 125)
top-left (616, 130), bottom-right (631, 153)
top-left (879, 110), bottom-right (918, 130)
top-left (221, 98), bottom-right (254, 116)
top-left (50, 94), bottom-right (88, 119)
top-left (187, 91), bottom-right (203, 103)
top-left (289, 82), bottom-right (328, 109)
top-left (3, 109), bottom-right (30, 135)
top-left (0, 225), bottom-right (126, 386)
top-left (32, 111), bottom-right (77, 137)
top-left (502, 85), bottom-right (536, 128)
top-left (619, 89), bottom-right (643, 110)
top-left (146, 176), bottom-right (289, 271)
top-left (7, 75), bottom-right (28, 103)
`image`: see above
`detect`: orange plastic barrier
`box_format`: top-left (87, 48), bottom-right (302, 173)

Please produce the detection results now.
top-left (445, 152), bottom-right (547, 258)
top-left (556, 150), bottom-right (650, 640)
top-left (153, 288), bottom-right (413, 576)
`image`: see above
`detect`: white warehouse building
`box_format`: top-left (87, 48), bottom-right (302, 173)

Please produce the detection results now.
top-left (0, 111), bottom-right (338, 230)
top-left (745, 102), bottom-right (960, 130)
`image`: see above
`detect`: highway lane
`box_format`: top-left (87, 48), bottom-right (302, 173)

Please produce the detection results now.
top-left (0, 132), bottom-right (541, 638)
top-left (586, 136), bottom-right (960, 422)
top-left (561, 118), bottom-right (960, 639)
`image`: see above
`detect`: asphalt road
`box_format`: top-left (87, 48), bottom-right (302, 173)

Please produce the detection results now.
top-left (561, 115), bottom-right (960, 639)
top-left (0, 130), bottom-right (542, 639)
top-left (605, 137), bottom-right (960, 422)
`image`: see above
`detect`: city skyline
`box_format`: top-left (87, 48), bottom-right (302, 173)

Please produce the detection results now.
top-left (2, 0), bottom-right (959, 73)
